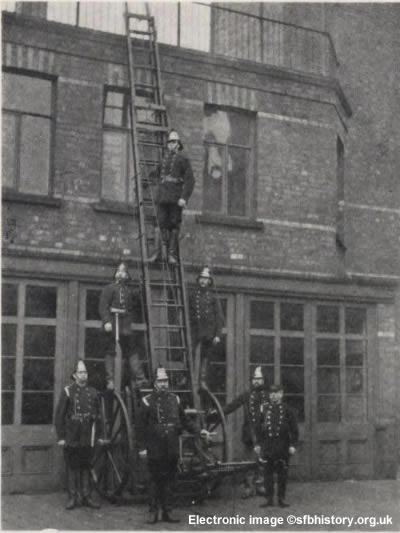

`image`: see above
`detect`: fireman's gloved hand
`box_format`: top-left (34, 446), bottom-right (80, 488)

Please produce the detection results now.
top-left (139, 449), bottom-right (147, 459)
top-left (289, 446), bottom-right (296, 455)
top-left (104, 322), bottom-right (112, 332)
top-left (254, 445), bottom-right (261, 457)
top-left (200, 429), bottom-right (212, 444)
top-left (206, 408), bottom-right (219, 425)
top-left (177, 198), bottom-right (186, 208)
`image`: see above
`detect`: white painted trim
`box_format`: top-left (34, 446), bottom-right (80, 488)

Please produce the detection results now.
top-left (258, 111), bottom-right (335, 130)
top-left (346, 202), bottom-right (400, 215)
top-left (258, 217), bottom-right (336, 232)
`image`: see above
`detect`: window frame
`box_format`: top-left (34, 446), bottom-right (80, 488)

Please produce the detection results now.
top-left (203, 104), bottom-right (256, 219)
top-left (1, 279), bottom-right (65, 426)
top-left (2, 67), bottom-right (56, 197)
top-left (101, 86), bottom-right (133, 205)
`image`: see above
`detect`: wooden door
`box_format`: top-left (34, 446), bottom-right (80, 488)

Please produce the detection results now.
top-left (310, 304), bottom-right (375, 479)
top-left (2, 279), bottom-right (66, 492)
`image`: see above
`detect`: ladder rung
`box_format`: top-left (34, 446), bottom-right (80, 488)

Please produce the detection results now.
top-left (129, 29), bottom-right (152, 36)
top-left (138, 140), bottom-right (164, 147)
top-left (136, 102), bottom-right (166, 112)
top-left (137, 124), bottom-right (169, 133)
top-left (126, 13), bottom-right (152, 21)
top-left (135, 82), bottom-right (156, 90)
top-left (154, 346), bottom-right (187, 350)
top-left (150, 282), bottom-right (181, 287)
top-left (152, 303), bottom-right (184, 308)
top-left (152, 324), bottom-right (185, 329)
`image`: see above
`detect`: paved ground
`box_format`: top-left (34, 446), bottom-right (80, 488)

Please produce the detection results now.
top-left (2, 479), bottom-right (399, 531)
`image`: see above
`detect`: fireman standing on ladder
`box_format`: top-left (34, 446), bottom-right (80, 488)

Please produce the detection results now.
top-left (149, 129), bottom-right (195, 265)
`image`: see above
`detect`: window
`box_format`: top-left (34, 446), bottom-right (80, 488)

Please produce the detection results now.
top-left (336, 136), bottom-right (345, 248)
top-left (203, 105), bottom-right (255, 217)
top-left (249, 300), bottom-right (305, 421)
top-left (316, 305), bottom-right (367, 422)
top-left (2, 70), bottom-right (54, 195)
top-left (102, 88), bottom-right (133, 203)
top-left (2, 281), bottom-right (61, 426)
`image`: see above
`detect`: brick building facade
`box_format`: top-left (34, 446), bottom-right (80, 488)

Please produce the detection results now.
top-left (2, 2), bottom-right (399, 492)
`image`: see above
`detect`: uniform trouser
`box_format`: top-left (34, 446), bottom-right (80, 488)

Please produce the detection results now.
top-left (147, 457), bottom-right (178, 512)
top-left (103, 332), bottom-right (146, 385)
top-left (263, 455), bottom-right (289, 502)
top-left (157, 203), bottom-right (183, 231)
top-left (193, 338), bottom-right (214, 388)
top-left (64, 447), bottom-right (93, 498)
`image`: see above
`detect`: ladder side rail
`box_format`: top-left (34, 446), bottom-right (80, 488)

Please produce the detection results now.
top-left (177, 254), bottom-right (199, 409)
top-left (124, 5), bottom-right (157, 373)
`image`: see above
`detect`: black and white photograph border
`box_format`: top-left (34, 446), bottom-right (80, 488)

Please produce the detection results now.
top-left (1, 0), bottom-right (399, 531)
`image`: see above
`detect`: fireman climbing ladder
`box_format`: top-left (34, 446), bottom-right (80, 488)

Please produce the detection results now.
top-left (124, 3), bottom-right (198, 408)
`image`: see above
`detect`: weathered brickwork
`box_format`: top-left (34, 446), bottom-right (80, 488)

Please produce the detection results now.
top-left (2, 4), bottom-right (399, 484)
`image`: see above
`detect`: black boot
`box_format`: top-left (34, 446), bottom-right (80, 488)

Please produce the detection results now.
top-left (65, 468), bottom-right (77, 510)
top-left (161, 510), bottom-right (181, 523)
top-left (146, 510), bottom-right (159, 524)
top-left (81, 470), bottom-right (100, 509)
top-left (168, 229), bottom-right (179, 265)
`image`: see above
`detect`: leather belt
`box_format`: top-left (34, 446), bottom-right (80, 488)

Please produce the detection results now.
top-left (162, 175), bottom-right (182, 184)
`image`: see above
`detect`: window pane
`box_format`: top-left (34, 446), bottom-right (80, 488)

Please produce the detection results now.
top-left (317, 305), bottom-right (339, 333)
top-left (86, 289), bottom-right (102, 321)
top-left (24, 326), bottom-right (56, 358)
top-left (345, 307), bottom-right (366, 334)
top-left (104, 107), bottom-right (124, 127)
top-left (345, 340), bottom-right (364, 366)
top-left (85, 327), bottom-right (108, 359)
top-left (317, 339), bottom-right (340, 366)
top-left (229, 110), bottom-right (251, 145)
top-left (250, 301), bottom-right (274, 329)
top-left (317, 368), bottom-right (340, 393)
top-left (2, 392), bottom-right (14, 425)
top-left (25, 286), bottom-right (57, 318)
top-left (208, 363), bottom-right (226, 393)
top-left (204, 107), bottom-right (229, 144)
top-left (203, 143), bottom-right (223, 213)
top-left (2, 283), bottom-right (18, 316)
top-left (23, 359), bottom-right (54, 391)
top-left (2, 358), bottom-right (16, 390)
top-left (281, 337), bottom-right (304, 365)
top-left (102, 130), bottom-right (129, 202)
top-left (2, 324), bottom-right (17, 356)
top-left (20, 116), bottom-right (50, 195)
top-left (250, 335), bottom-right (274, 364)
top-left (318, 395), bottom-right (341, 422)
top-left (227, 146), bottom-right (247, 216)
top-left (280, 303), bottom-right (304, 331)
top-left (346, 368), bottom-right (363, 393)
top-left (3, 72), bottom-right (52, 115)
top-left (2, 111), bottom-right (17, 188)
top-left (170, 370), bottom-right (190, 391)
top-left (281, 366), bottom-right (304, 393)
top-left (106, 91), bottom-right (124, 108)
top-left (85, 359), bottom-right (105, 391)
top-left (346, 396), bottom-right (366, 420)
top-left (285, 395), bottom-right (304, 422)
top-left (22, 393), bottom-right (53, 424)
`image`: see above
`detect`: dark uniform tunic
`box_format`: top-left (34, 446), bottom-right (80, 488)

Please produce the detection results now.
top-left (152, 150), bottom-right (195, 230)
top-left (55, 382), bottom-right (100, 469)
top-left (257, 400), bottom-right (299, 503)
top-left (98, 282), bottom-right (144, 384)
top-left (140, 390), bottom-right (197, 512)
top-left (189, 286), bottom-right (224, 385)
top-left (223, 387), bottom-right (267, 447)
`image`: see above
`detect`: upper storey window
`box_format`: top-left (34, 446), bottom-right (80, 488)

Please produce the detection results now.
top-left (203, 105), bottom-right (255, 217)
top-left (2, 70), bottom-right (54, 196)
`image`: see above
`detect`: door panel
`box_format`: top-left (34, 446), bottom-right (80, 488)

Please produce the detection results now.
top-left (2, 280), bottom-right (66, 493)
